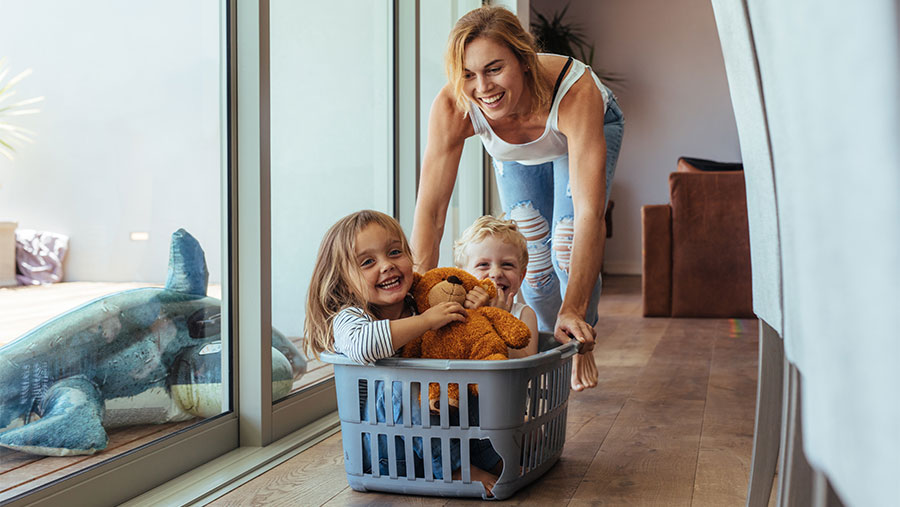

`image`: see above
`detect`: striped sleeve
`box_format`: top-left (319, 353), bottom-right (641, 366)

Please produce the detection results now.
top-left (332, 307), bottom-right (395, 364)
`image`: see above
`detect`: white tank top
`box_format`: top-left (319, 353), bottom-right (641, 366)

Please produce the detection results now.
top-left (468, 55), bottom-right (609, 166)
top-left (510, 301), bottom-right (526, 319)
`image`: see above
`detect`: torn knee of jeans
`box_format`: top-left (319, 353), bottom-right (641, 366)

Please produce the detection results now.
top-left (510, 202), bottom-right (553, 288)
top-left (553, 217), bottom-right (575, 275)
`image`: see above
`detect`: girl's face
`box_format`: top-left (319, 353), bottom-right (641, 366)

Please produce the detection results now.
top-left (353, 224), bottom-right (414, 313)
top-left (463, 36), bottom-right (528, 121)
top-left (462, 236), bottom-right (525, 296)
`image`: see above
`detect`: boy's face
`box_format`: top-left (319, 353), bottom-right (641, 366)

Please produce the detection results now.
top-left (463, 236), bottom-right (525, 296)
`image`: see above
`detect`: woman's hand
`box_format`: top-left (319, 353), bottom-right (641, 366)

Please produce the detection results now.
top-left (421, 302), bottom-right (467, 330)
top-left (464, 286), bottom-right (492, 309)
top-left (554, 310), bottom-right (596, 353)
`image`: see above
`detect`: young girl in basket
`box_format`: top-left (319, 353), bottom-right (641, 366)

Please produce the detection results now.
top-left (304, 209), bottom-right (503, 495)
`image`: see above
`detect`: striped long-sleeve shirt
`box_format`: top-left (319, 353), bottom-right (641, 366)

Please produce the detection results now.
top-left (332, 307), bottom-right (396, 364)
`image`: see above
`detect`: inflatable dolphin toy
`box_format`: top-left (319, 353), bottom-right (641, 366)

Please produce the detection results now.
top-left (0, 229), bottom-right (306, 456)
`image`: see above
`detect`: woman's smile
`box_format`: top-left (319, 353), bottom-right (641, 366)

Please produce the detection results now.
top-left (480, 91), bottom-right (505, 108)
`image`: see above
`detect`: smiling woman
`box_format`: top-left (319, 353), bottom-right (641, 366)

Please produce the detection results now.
top-left (410, 5), bottom-right (625, 392)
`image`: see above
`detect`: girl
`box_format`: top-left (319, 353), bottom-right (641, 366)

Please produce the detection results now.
top-left (305, 209), bottom-right (502, 495)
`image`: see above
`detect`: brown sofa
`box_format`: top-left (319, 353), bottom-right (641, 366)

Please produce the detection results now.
top-left (642, 157), bottom-right (754, 317)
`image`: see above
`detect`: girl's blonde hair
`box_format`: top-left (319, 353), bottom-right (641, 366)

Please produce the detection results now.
top-left (304, 210), bottom-right (412, 359)
top-left (453, 215), bottom-right (529, 272)
top-left (445, 5), bottom-right (551, 116)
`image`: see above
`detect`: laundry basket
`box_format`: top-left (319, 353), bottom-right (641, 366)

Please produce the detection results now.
top-left (321, 337), bottom-right (578, 500)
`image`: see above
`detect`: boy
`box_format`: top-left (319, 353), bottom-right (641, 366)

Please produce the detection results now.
top-left (454, 215), bottom-right (539, 358)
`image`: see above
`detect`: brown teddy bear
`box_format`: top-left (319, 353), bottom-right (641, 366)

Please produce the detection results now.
top-left (400, 267), bottom-right (531, 409)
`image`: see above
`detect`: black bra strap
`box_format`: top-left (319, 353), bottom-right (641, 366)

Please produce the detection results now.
top-left (551, 56), bottom-right (574, 104)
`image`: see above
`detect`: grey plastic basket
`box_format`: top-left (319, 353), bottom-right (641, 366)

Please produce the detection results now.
top-left (321, 337), bottom-right (578, 500)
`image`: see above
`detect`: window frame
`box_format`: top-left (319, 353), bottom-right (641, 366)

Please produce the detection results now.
top-left (4, 0), bottom-right (495, 503)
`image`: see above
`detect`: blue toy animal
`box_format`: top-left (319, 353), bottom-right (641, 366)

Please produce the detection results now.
top-left (0, 229), bottom-right (306, 456)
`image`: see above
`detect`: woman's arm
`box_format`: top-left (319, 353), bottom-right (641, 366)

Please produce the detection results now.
top-left (554, 73), bottom-right (610, 351)
top-left (411, 87), bottom-right (474, 272)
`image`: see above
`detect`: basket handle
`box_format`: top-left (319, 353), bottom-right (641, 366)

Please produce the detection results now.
top-left (558, 335), bottom-right (583, 360)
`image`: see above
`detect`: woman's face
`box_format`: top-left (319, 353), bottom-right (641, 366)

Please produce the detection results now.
top-left (463, 36), bottom-right (528, 120)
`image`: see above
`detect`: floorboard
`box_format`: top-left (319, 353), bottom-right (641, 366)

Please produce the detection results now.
top-left (212, 275), bottom-right (758, 506)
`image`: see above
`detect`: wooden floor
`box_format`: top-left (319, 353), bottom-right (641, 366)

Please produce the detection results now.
top-left (211, 276), bottom-right (760, 506)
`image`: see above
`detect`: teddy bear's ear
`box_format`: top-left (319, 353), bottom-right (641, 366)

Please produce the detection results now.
top-left (479, 278), bottom-right (497, 299)
top-left (412, 272), bottom-right (423, 288)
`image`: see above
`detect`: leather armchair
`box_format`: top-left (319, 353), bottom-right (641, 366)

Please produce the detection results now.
top-left (642, 157), bottom-right (753, 318)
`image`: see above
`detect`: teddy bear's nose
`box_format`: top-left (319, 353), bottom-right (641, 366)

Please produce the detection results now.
top-left (447, 276), bottom-right (463, 285)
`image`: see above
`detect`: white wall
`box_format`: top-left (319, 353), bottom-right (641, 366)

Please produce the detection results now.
top-left (269, 0), bottom-right (392, 337)
top-left (531, 0), bottom-right (741, 274)
top-left (0, 0), bottom-right (222, 283)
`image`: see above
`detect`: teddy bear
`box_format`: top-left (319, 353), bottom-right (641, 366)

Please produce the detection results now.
top-left (400, 267), bottom-right (531, 410)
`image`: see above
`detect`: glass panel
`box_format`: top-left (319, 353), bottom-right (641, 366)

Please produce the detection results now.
top-left (270, 0), bottom-right (392, 398)
top-left (0, 0), bottom-right (227, 499)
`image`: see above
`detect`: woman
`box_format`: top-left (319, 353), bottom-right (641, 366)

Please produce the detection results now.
top-left (411, 6), bottom-right (624, 391)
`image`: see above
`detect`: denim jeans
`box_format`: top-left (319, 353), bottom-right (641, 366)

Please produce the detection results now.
top-left (361, 380), bottom-right (501, 478)
top-left (494, 90), bottom-right (625, 336)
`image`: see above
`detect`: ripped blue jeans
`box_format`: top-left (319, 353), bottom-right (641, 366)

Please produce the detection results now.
top-left (494, 93), bottom-right (624, 336)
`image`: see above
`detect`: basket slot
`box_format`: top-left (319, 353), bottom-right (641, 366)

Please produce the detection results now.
top-left (551, 367), bottom-right (560, 412)
top-left (438, 383), bottom-right (449, 429)
top-left (368, 380), bottom-right (378, 424)
top-left (538, 421), bottom-right (547, 466)
top-left (402, 381), bottom-right (412, 428)
top-left (552, 414), bottom-right (562, 453)
top-left (357, 379), bottom-right (367, 421)
top-left (410, 381), bottom-right (422, 427)
top-left (360, 432), bottom-right (370, 475)
top-left (421, 436), bottom-right (433, 480)
top-left (549, 367), bottom-right (557, 413)
top-left (460, 438), bottom-right (472, 483)
top-left (421, 383), bottom-right (432, 429)
top-left (520, 431), bottom-right (530, 475)
top-left (528, 428), bottom-right (538, 472)
top-left (441, 437), bottom-right (453, 483)
top-left (404, 435), bottom-right (416, 480)
top-left (387, 381), bottom-right (401, 427)
top-left (525, 378), bottom-right (538, 421)
top-left (538, 373), bottom-right (550, 417)
top-left (386, 434), bottom-right (398, 477)
top-left (459, 384), bottom-right (470, 429)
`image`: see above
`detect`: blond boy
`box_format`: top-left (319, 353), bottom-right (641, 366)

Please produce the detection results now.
top-left (454, 215), bottom-right (539, 358)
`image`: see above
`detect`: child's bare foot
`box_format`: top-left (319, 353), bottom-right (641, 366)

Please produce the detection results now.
top-left (453, 465), bottom-right (499, 497)
top-left (571, 348), bottom-right (598, 391)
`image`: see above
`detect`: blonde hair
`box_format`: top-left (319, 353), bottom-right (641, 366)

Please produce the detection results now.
top-left (453, 215), bottom-right (528, 272)
top-left (445, 5), bottom-right (551, 116)
top-left (304, 210), bottom-right (413, 360)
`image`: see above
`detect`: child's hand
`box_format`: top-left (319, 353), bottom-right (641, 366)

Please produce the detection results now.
top-left (422, 302), bottom-right (467, 330)
top-left (464, 285), bottom-right (492, 309)
top-left (491, 287), bottom-right (516, 313)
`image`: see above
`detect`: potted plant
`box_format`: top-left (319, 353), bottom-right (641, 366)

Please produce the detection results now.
top-left (0, 57), bottom-right (43, 160)
top-left (0, 57), bottom-right (43, 286)
top-left (531, 3), bottom-right (624, 88)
